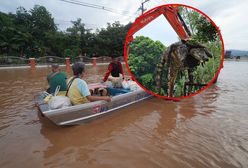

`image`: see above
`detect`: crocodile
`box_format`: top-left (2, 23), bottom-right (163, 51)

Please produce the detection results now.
top-left (155, 41), bottom-right (212, 97)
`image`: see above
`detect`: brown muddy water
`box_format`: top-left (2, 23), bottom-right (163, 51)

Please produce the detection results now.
top-left (0, 61), bottom-right (248, 168)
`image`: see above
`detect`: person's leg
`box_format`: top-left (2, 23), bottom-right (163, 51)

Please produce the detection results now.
top-left (90, 89), bottom-right (94, 95)
top-left (99, 88), bottom-right (108, 96)
top-left (46, 88), bottom-right (51, 94)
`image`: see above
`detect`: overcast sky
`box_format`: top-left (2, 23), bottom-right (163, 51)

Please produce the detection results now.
top-left (0, 0), bottom-right (247, 50)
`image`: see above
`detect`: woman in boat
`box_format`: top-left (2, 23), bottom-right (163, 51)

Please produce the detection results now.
top-left (67, 62), bottom-right (111, 105)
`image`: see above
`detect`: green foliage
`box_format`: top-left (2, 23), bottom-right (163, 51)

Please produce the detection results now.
top-left (193, 40), bottom-right (222, 83)
top-left (29, 5), bottom-right (57, 35)
top-left (0, 6), bottom-right (130, 58)
top-left (44, 31), bottom-right (66, 56)
top-left (96, 21), bottom-right (130, 56)
top-left (63, 49), bottom-right (72, 58)
top-left (174, 74), bottom-right (187, 97)
top-left (193, 16), bottom-right (218, 43)
top-left (128, 36), bottom-right (166, 92)
top-left (0, 5), bottom-right (57, 57)
top-left (140, 73), bottom-right (153, 87)
top-left (179, 7), bottom-right (219, 43)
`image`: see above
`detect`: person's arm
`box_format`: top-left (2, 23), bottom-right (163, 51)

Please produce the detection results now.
top-left (103, 63), bottom-right (113, 82)
top-left (119, 62), bottom-right (124, 79)
top-left (78, 79), bottom-right (111, 102)
top-left (86, 95), bottom-right (111, 102)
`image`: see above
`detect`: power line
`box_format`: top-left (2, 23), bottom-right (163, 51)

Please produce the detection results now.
top-left (71, 0), bottom-right (130, 13)
top-left (59, 0), bottom-right (134, 17)
top-left (57, 0), bottom-right (140, 28)
top-left (54, 18), bottom-right (100, 28)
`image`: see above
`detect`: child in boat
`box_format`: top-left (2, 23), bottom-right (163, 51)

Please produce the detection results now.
top-left (47, 64), bottom-right (67, 95)
top-left (67, 62), bottom-right (111, 105)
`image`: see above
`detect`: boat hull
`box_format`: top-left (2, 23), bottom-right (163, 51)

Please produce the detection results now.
top-left (35, 89), bottom-right (151, 125)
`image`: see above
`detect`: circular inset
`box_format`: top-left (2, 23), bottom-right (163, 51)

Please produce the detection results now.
top-left (124, 4), bottom-right (224, 100)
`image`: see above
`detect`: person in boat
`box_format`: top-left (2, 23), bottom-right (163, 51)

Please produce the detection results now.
top-left (47, 64), bottom-right (67, 95)
top-left (67, 62), bottom-right (111, 105)
top-left (102, 55), bottom-right (124, 87)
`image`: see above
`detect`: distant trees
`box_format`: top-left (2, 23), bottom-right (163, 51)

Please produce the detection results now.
top-left (0, 5), bottom-right (131, 58)
top-left (0, 5), bottom-right (57, 57)
top-left (96, 22), bottom-right (132, 56)
top-left (0, 10), bottom-right (31, 56)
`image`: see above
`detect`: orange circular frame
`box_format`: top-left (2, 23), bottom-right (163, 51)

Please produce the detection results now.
top-left (124, 4), bottom-right (224, 100)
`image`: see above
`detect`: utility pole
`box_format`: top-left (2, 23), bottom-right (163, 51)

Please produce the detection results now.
top-left (141, 0), bottom-right (149, 15)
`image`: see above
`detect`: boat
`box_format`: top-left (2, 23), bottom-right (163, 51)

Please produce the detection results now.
top-left (35, 83), bottom-right (152, 126)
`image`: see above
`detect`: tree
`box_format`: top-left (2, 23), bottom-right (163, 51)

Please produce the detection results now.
top-left (0, 12), bottom-right (15, 54)
top-left (128, 36), bottom-right (166, 92)
top-left (0, 5), bottom-right (131, 59)
top-left (0, 11), bottom-right (32, 56)
top-left (29, 5), bottom-right (57, 57)
top-left (44, 31), bottom-right (67, 56)
top-left (65, 18), bottom-right (91, 58)
top-left (15, 7), bottom-right (31, 32)
top-left (14, 7), bottom-right (33, 56)
top-left (96, 21), bottom-right (130, 56)
top-left (179, 7), bottom-right (219, 43)
top-left (193, 15), bottom-right (219, 42)
top-left (29, 5), bottom-right (57, 37)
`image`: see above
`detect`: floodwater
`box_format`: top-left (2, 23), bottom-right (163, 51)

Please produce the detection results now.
top-left (0, 61), bottom-right (248, 168)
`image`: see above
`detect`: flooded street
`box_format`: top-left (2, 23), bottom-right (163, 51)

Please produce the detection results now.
top-left (0, 61), bottom-right (248, 168)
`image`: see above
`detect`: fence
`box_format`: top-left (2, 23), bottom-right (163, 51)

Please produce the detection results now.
top-left (0, 56), bottom-right (124, 68)
top-left (0, 56), bottom-right (29, 66)
top-left (36, 56), bottom-right (65, 65)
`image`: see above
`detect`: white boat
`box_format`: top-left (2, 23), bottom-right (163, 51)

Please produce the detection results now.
top-left (35, 84), bottom-right (152, 126)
